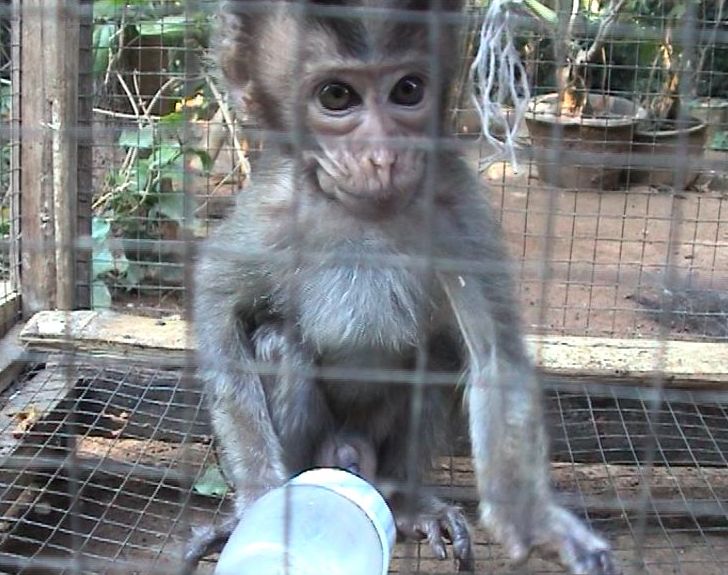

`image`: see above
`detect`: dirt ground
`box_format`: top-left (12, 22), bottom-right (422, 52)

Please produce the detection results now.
top-left (477, 146), bottom-right (728, 341)
top-left (102, 134), bottom-right (728, 342)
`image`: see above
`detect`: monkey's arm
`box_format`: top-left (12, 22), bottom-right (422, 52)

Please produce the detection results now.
top-left (439, 273), bottom-right (617, 575)
top-left (194, 237), bottom-right (288, 503)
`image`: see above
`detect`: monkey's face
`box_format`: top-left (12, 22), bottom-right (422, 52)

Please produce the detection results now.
top-left (303, 65), bottom-right (432, 214)
top-left (224, 4), bottom-right (462, 214)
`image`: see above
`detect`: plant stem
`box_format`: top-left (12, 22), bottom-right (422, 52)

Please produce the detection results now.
top-left (582, 0), bottom-right (627, 65)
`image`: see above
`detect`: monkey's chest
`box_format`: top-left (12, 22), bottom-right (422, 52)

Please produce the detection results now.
top-left (286, 264), bottom-right (429, 353)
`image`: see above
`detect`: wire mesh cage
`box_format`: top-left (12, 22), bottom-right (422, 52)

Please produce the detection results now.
top-left (0, 1), bottom-right (727, 574)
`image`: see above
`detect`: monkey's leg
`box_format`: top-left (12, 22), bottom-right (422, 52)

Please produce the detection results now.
top-left (441, 274), bottom-right (618, 575)
top-left (182, 371), bottom-right (287, 571)
top-left (190, 264), bottom-right (291, 568)
top-left (251, 324), bottom-right (334, 472)
top-left (378, 395), bottom-right (475, 572)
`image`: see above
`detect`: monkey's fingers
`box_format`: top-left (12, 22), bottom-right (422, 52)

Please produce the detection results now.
top-left (417, 517), bottom-right (450, 561)
top-left (440, 507), bottom-right (475, 572)
top-left (399, 506), bottom-right (474, 571)
top-left (539, 505), bottom-right (621, 575)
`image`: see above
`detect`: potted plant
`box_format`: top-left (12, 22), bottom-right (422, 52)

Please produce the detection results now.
top-left (521, 0), bottom-right (646, 190)
top-left (629, 0), bottom-right (722, 188)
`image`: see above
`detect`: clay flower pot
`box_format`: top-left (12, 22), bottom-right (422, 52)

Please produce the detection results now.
top-left (525, 92), bottom-right (645, 190)
top-left (630, 117), bottom-right (708, 189)
top-left (689, 98), bottom-right (728, 148)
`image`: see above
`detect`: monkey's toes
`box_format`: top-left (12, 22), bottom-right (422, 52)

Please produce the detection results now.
top-left (570, 547), bottom-right (620, 575)
top-left (546, 506), bottom-right (620, 575)
top-left (399, 505), bottom-right (474, 572)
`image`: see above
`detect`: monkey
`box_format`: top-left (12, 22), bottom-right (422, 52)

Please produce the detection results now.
top-left (190, 1), bottom-right (618, 573)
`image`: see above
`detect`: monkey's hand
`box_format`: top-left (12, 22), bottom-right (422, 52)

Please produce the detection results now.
top-left (392, 495), bottom-right (475, 572)
top-left (481, 499), bottom-right (618, 575)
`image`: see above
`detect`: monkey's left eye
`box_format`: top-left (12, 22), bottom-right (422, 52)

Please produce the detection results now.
top-left (318, 82), bottom-right (361, 111)
top-left (390, 75), bottom-right (425, 106)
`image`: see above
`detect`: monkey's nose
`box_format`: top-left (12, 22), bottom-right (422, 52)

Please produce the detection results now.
top-left (368, 152), bottom-right (397, 188)
top-left (370, 150), bottom-right (397, 169)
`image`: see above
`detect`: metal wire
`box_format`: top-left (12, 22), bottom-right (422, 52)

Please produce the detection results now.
top-left (0, 1), bottom-right (727, 574)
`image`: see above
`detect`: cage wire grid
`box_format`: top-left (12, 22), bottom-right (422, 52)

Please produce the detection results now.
top-left (0, 0), bottom-right (726, 574)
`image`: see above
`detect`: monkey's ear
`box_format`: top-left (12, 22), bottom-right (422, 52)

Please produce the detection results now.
top-left (217, 1), bottom-right (256, 90)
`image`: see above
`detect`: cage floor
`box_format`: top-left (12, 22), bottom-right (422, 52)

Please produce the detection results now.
top-left (0, 364), bottom-right (727, 574)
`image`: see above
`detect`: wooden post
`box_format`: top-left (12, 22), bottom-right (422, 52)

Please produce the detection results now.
top-left (4, 0), bottom-right (22, 332)
top-left (18, 0), bottom-right (81, 315)
top-left (19, 0), bottom-right (55, 314)
top-left (51, 2), bottom-right (80, 311)
top-left (75, 0), bottom-right (93, 309)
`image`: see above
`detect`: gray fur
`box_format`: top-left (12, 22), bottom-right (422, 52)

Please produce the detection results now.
top-left (189, 3), bottom-right (618, 574)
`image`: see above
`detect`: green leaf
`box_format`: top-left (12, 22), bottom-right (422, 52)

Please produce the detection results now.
top-left (159, 111), bottom-right (186, 126)
top-left (92, 247), bottom-right (116, 278)
top-left (127, 158), bottom-right (151, 195)
top-left (151, 192), bottom-right (185, 224)
top-left (711, 131), bottom-right (728, 151)
top-left (123, 262), bottom-right (146, 287)
top-left (192, 150), bottom-right (213, 173)
top-left (118, 126), bottom-right (156, 150)
top-left (0, 84), bottom-right (12, 117)
top-left (138, 16), bottom-right (189, 40)
top-left (522, 0), bottom-right (557, 25)
top-left (114, 251), bottom-right (130, 275)
top-left (92, 23), bottom-right (116, 76)
top-left (150, 142), bottom-right (182, 171)
top-left (91, 280), bottom-right (112, 309)
top-left (93, 0), bottom-right (127, 20)
top-left (92, 217), bottom-right (111, 243)
top-left (193, 465), bottom-right (229, 498)
top-left (164, 154), bottom-right (186, 191)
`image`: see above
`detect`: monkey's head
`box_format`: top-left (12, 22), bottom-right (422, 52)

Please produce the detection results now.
top-left (219, 0), bottom-right (465, 214)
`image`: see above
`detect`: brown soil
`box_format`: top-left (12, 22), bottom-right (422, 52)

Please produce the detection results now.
top-left (480, 148), bottom-right (728, 341)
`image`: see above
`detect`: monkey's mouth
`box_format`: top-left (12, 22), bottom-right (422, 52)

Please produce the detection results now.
top-left (334, 184), bottom-right (396, 201)
top-left (313, 168), bottom-right (410, 210)
top-left (310, 148), bottom-right (425, 212)
top-left (330, 183), bottom-right (417, 215)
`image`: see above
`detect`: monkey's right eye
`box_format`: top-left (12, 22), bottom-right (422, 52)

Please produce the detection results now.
top-left (318, 82), bottom-right (361, 111)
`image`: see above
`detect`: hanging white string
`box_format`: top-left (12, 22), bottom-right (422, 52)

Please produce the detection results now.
top-left (470, 0), bottom-right (530, 171)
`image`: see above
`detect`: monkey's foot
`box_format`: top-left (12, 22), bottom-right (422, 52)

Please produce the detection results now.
top-left (182, 517), bottom-right (239, 574)
top-left (395, 502), bottom-right (475, 572)
top-left (483, 502), bottom-right (619, 575)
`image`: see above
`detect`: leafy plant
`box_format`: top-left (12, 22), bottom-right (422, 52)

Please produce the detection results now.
top-left (90, 94), bottom-right (215, 308)
top-left (89, 0), bottom-right (220, 308)
top-left (627, 0), bottom-right (726, 123)
top-left (712, 130), bottom-right (728, 151)
top-left (91, 217), bottom-right (128, 308)
top-left (516, 0), bottom-right (631, 116)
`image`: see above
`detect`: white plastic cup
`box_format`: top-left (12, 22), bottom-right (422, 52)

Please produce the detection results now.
top-left (214, 468), bottom-right (396, 575)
